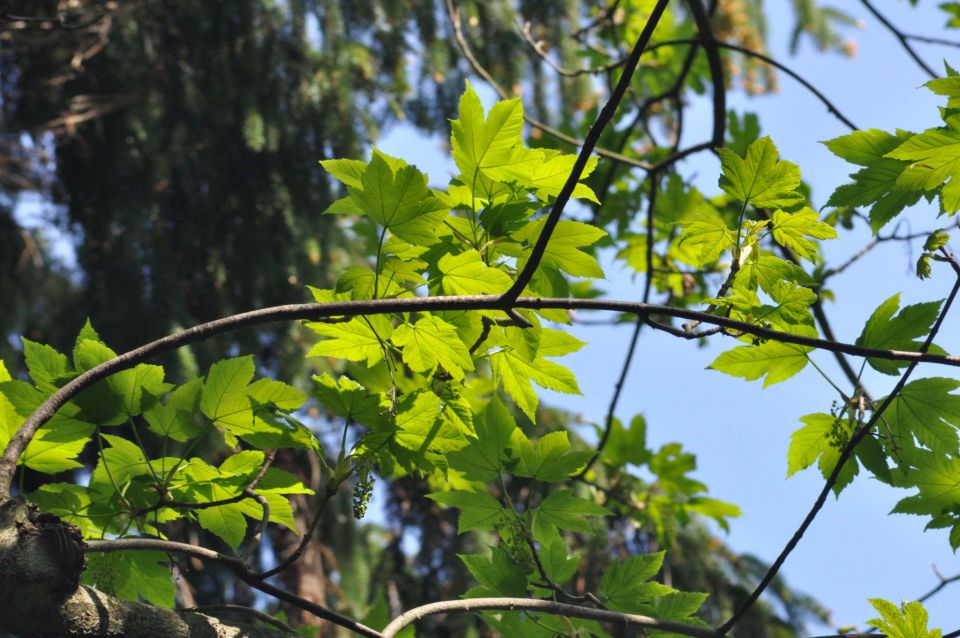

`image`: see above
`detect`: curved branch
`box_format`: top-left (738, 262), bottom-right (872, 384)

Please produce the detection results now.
top-left (379, 597), bottom-right (720, 638)
top-left (501, 0), bottom-right (673, 302)
top-left (5, 294), bottom-right (960, 497)
top-left (719, 257), bottom-right (960, 634)
top-left (647, 38), bottom-right (859, 131)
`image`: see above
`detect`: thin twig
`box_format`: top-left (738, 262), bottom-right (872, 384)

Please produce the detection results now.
top-left (577, 175), bottom-right (661, 479)
top-left (646, 38), bottom-right (859, 131)
top-left (859, 0), bottom-right (937, 79)
top-left (238, 488), bottom-right (270, 562)
top-left (255, 481), bottom-right (340, 579)
top-left (904, 33), bottom-right (960, 48)
top-left (519, 20), bottom-right (628, 77)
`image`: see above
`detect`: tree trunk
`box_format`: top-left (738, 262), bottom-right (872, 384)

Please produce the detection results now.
top-left (0, 498), bottom-right (289, 638)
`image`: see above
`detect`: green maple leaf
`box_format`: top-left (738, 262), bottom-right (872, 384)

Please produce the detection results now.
top-left (886, 378), bottom-right (960, 455)
top-left (886, 116), bottom-right (960, 213)
top-left (762, 280), bottom-right (817, 327)
top-left (175, 454), bottom-right (310, 548)
top-left (534, 527), bottom-right (580, 583)
top-left (537, 329), bottom-right (586, 357)
top-left (200, 356), bottom-right (256, 425)
top-left (733, 251), bottom-right (814, 295)
top-left (72, 338), bottom-right (167, 424)
top-left (0, 387), bottom-right (95, 474)
top-left (246, 378), bottom-right (305, 411)
top-left (602, 415), bottom-right (650, 469)
top-left (677, 209), bottom-right (737, 266)
top-left (196, 501), bottom-right (248, 549)
top-left (787, 413), bottom-right (858, 494)
top-left (341, 152), bottom-right (448, 245)
top-left (459, 547), bottom-right (528, 597)
top-left (531, 489), bottom-right (609, 536)
top-left (824, 128), bottom-right (910, 166)
top-left (718, 136), bottom-right (804, 208)
top-left (428, 490), bottom-right (511, 533)
top-left (391, 315), bottom-right (474, 380)
top-left (770, 207), bottom-right (837, 262)
top-left (319, 158), bottom-right (366, 189)
top-left (709, 337), bottom-right (813, 387)
top-left (199, 357), bottom-right (315, 449)
top-left (393, 391), bottom-right (466, 458)
top-left (90, 435), bottom-right (165, 498)
top-left (867, 598), bottom-right (942, 638)
top-left (312, 373), bottom-right (387, 431)
top-left (438, 250), bottom-right (513, 296)
top-left (512, 431), bottom-right (592, 482)
top-left (856, 294), bottom-right (943, 375)
top-left (646, 591), bottom-right (710, 626)
top-left (143, 378), bottom-right (204, 442)
top-left (84, 551), bottom-right (175, 608)
top-left (893, 450), bottom-right (960, 518)
top-left (307, 315), bottom-right (394, 367)
top-left (19, 417), bottom-right (94, 474)
top-left (824, 128), bottom-right (920, 231)
top-left (600, 551), bottom-right (674, 613)
top-left (21, 338), bottom-right (69, 393)
top-left (492, 348), bottom-right (580, 420)
top-left (528, 152), bottom-right (600, 203)
top-left (447, 397), bottom-right (517, 481)
top-left (513, 219), bottom-right (607, 279)
top-left (450, 81), bottom-right (542, 185)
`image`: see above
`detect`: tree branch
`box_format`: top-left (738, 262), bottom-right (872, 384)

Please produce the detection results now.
top-left (379, 597), bottom-right (721, 638)
top-left (501, 0), bottom-right (673, 303)
top-left (5, 294), bottom-right (960, 498)
top-left (719, 256), bottom-right (960, 634)
top-left (647, 38), bottom-right (859, 131)
top-left (859, 0), bottom-right (937, 79)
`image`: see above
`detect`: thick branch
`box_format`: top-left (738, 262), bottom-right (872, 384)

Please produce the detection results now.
top-left (379, 597), bottom-right (720, 638)
top-left (4, 294), bottom-right (960, 498)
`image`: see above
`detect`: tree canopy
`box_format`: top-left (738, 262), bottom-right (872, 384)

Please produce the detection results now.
top-left (1, 1), bottom-right (960, 638)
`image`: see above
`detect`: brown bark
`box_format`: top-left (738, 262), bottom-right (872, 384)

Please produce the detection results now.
top-left (0, 498), bottom-right (290, 638)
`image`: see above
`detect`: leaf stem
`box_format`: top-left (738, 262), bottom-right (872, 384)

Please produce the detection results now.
top-left (805, 355), bottom-right (849, 401)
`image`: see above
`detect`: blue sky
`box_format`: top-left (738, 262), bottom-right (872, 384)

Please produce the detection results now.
top-left (375, 1), bottom-right (960, 632)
